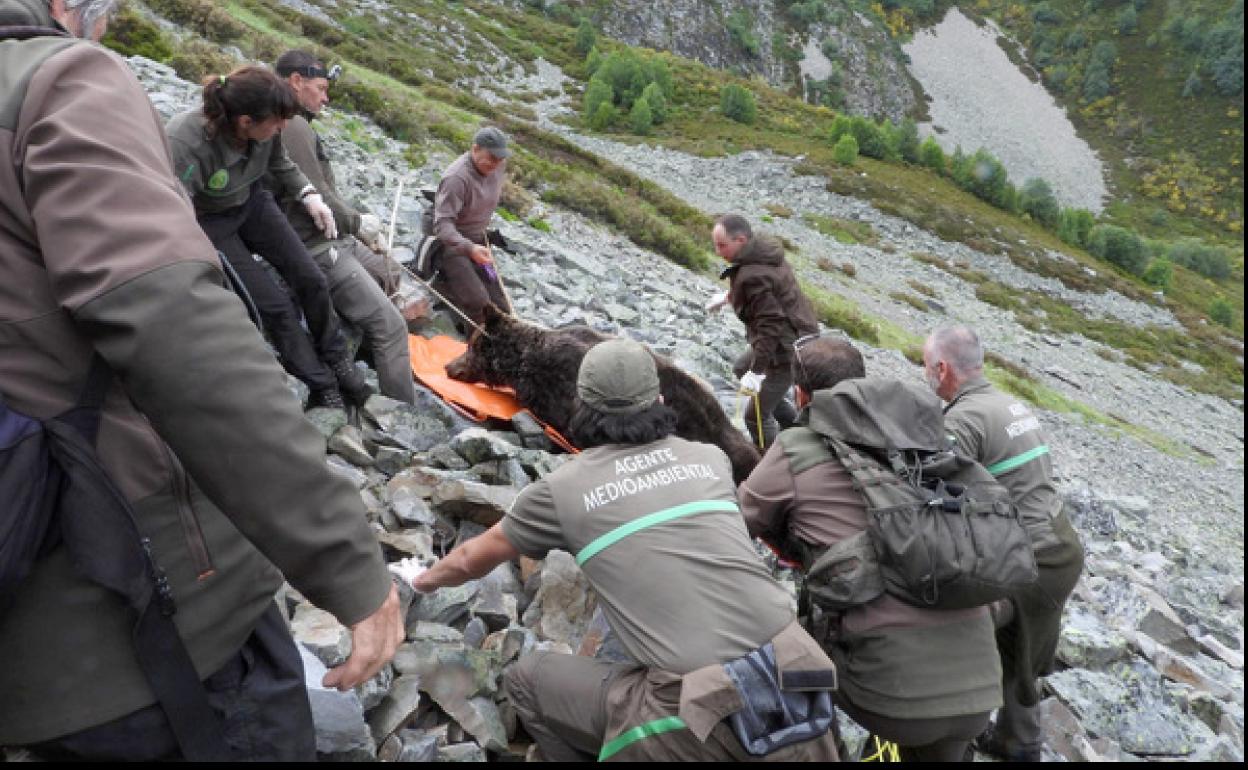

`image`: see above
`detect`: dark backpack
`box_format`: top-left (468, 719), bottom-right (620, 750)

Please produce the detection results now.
top-left (0, 356), bottom-right (229, 759)
top-left (792, 379), bottom-right (1037, 611)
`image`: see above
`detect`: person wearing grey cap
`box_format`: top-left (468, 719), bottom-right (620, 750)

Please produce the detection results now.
top-left (391, 339), bottom-right (841, 762)
top-left (422, 126), bottom-right (514, 330)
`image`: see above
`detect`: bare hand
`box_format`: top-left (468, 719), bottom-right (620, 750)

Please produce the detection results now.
top-left (469, 244), bottom-right (494, 266)
top-left (322, 583), bottom-right (404, 691)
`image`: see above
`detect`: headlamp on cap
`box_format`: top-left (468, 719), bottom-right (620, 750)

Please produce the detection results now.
top-left (293, 64), bottom-right (341, 82)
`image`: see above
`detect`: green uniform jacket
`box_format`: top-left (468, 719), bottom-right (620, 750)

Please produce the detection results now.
top-left (722, 235), bottom-right (819, 375)
top-left (0, 1), bottom-right (389, 743)
top-left (274, 112), bottom-right (361, 255)
top-left (166, 107), bottom-right (309, 216)
top-left (739, 425), bottom-right (1003, 720)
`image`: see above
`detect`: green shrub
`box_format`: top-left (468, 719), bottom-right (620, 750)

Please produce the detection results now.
top-left (1209, 297), bottom-right (1234, 327)
top-left (726, 9), bottom-right (761, 57)
top-left (583, 78), bottom-right (614, 121)
top-left (1082, 61), bottom-right (1111, 101)
top-left (1057, 207), bottom-right (1095, 247)
top-left (629, 97), bottom-right (654, 134)
top-left (595, 50), bottom-right (649, 107)
top-left (1116, 5), bottom-right (1138, 35)
top-left (168, 39), bottom-right (238, 82)
top-left (101, 8), bottom-right (173, 62)
top-left (585, 46), bottom-right (604, 75)
top-left (894, 119), bottom-right (921, 164)
top-left (1143, 258), bottom-right (1174, 289)
top-left (918, 136), bottom-right (945, 171)
top-left (1019, 178), bottom-right (1060, 228)
top-left (1167, 239), bottom-right (1232, 279)
top-left (589, 101), bottom-right (616, 131)
top-left (1087, 224), bottom-right (1148, 275)
top-left (640, 82), bottom-right (669, 123)
top-left (575, 19), bottom-right (597, 55)
top-left (833, 133), bottom-right (859, 165)
top-left (720, 84), bottom-right (757, 124)
top-left (829, 114), bottom-right (853, 143)
top-left (848, 116), bottom-right (887, 159)
top-left (146, 0), bottom-right (246, 42)
top-left (952, 148), bottom-right (1013, 210)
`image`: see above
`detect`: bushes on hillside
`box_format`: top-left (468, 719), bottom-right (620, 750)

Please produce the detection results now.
top-left (918, 136), bottom-right (945, 171)
top-left (581, 48), bottom-right (673, 133)
top-left (1087, 224), bottom-right (1148, 275)
top-left (1143, 258), bottom-right (1174, 289)
top-left (1209, 297), bottom-right (1234, 327)
top-left (1019, 178), bottom-right (1060, 228)
top-left (833, 134), bottom-right (859, 165)
top-left (574, 19), bottom-right (597, 55)
top-left (720, 84), bottom-right (758, 124)
top-left (1167, 239), bottom-right (1232, 279)
top-left (1057, 207), bottom-right (1095, 247)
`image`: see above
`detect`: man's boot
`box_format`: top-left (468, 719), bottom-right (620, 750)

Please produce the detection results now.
top-left (307, 386), bottom-right (346, 411)
top-left (332, 358), bottom-right (375, 406)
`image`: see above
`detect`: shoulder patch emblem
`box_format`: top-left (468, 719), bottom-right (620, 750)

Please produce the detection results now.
top-left (207, 169), bottom-right (229, 190)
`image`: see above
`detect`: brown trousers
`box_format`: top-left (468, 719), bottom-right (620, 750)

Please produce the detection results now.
top-left (430, 245), bottom-right (510, 330)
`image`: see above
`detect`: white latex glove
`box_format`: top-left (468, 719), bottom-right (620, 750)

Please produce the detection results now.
top-left (387, 556), bottom-right (428, 589)
top-left (358, 213), bottom-right (383, 246)
top-left (303, 193), bottom-right (339, 240)
top-left (740, 371), bottom-right (766, 395)
top-left (705, 289), bottom-right (729, 312)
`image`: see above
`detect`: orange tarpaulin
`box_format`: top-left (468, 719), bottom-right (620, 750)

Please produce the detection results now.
top-left (407, 335), bottom-right (577, 453)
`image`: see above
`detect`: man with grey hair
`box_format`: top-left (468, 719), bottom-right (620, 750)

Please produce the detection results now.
top-left (923, 326), bottom-right (1084, 762)
top-left (1, 0), bottom-right (401, 759)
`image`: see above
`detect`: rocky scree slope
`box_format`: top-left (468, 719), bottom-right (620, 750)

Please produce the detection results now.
top-left (73, 47), bottom-right (1245, 764)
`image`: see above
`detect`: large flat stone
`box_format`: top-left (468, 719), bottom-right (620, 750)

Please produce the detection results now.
top-left (292, 604), bottom-right (350, 668)
top-left (368, 673), bottom-right (423, 742)
top-left (432, 479), bottom-right (517, 526)
top-left (299, 645), bottom-right (375, 760)
top-left (521, 550), bottom-right (597, 650)
top-left (393, 641), bottom-right (501, 698)
top-left (412, 581), bottom-right (479, 625)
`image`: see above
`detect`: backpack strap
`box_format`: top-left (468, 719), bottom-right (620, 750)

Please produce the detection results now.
top-left (45, 357), bottom-right (231, 760)
top-left (0, 26), bottom-right (69, 42)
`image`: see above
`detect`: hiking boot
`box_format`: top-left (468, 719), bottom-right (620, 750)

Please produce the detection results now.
top-left (307, 387), bottom-right (346, 411)
top-left (332, 359), bottom-right (375, 406)
top-left (972, 726), bottom-right (1041, 762)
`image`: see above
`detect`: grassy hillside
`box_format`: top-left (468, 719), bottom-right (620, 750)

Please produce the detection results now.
top-left (103, 0), bottom-right (1242, 403)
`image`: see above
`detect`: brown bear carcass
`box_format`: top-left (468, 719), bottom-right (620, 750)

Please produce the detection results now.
top-left (445, 305), bottom-right (761, 484)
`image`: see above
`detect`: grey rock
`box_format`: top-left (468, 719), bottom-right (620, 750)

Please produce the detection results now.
top-left (293, 605), bottom-right (351, 668)
top-left (387, 465), bottom-right (460, 500)
top-left (393, 641), bottom-right (501, 699)
top-left (432, 478), bottom-right (517, 527)
top-left (1191, 735), bottom-right (1244, 762)
top-left (470, 457), bottom-right (531, 488)
top-left (522, 549), bottom-right (597, 649)
top-left (1131, 632), bottom-right (1236, 700)
top-left (407, 621), bottom-right (466, 645)
top-left (435, 742), bottom-right (487, 762)
top-left (450, 428), bottom-right (521, 464)
top-left (390, 486), bottom-right (436, 527)
top-left (328, 424), bottom-right (374, 466)
top-left (1224, 583), bottom-right (1245, 610)
top-left (1045, 661), bottom-right (1214, 756)
top-left (364, 394), bottom-right (453, 450)
top-left (1057, 606), bottom-right (1132, 669)
top-left (429, 443), bottom-right (474, 470)
top-left (484, 626), bottom-right (536, 665)
top-left (326, 455), bottom-right (370, 489)
top-left (378, 529), bottom-right (436, 564)
top-left (510, 411), bottom-right (552, 450)
top-left (445, 697), bottom-right (508, 754)
top-left (375, 446), bottom-right (414, 475)
top-left (355, 664), bottom-right (394, 713)
top-left (378, 730), bottom-right (440, 762)
top-left (299, 645), bottom-right (375, 760)
top-left (470, 576), bottom-right (519, 632)
top-left (412, 581), bottom-right (480, 626)
top-left (305, 407), bottom-right (348, 439)
top-left (368, 673), bottom-right (423, 742)
top-left (463, 617), bottom-right (489, 649)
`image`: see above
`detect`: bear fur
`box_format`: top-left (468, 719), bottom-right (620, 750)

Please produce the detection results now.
top-left (446, 305), bottom-right (761, 484)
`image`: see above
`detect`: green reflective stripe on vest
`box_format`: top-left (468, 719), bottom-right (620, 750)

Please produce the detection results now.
top-left (987, 445), bottom-right (1050, 476)
top-left (598, 716), bottom-right (687, 761)
top-left (576, 500), bottom-right (739, 566)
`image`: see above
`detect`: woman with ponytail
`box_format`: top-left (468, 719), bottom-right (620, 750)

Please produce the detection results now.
top-left (167, 65), bottom-right (370, 410)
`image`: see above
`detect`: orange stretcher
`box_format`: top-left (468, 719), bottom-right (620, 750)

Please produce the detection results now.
top-left (407, 334), bottom-right (577, 453)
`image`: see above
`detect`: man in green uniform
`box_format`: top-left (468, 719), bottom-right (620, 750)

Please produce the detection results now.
top-left (923, 325), bottom-right (1085, 762)
top-left (273, 50), bottom-right (415, 405)
top-left (739, 334), bottom-right (1002, 761)
top-left (392, 339), bottom-right (840, 762)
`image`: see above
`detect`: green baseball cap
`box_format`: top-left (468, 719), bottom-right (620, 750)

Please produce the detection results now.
top-left (577, 339), bottom-right (660, 415)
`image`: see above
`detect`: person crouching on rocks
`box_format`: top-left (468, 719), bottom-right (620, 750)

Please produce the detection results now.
top-left (390, 339), bottom-right (841, 762)
top-left (166, 65), bottom-right (371, 410)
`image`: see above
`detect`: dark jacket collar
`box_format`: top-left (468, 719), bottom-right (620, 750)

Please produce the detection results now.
top-left (943, 374), bottom-right (992, 413)
top-left (732, 234), bottom-right (785, 267)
